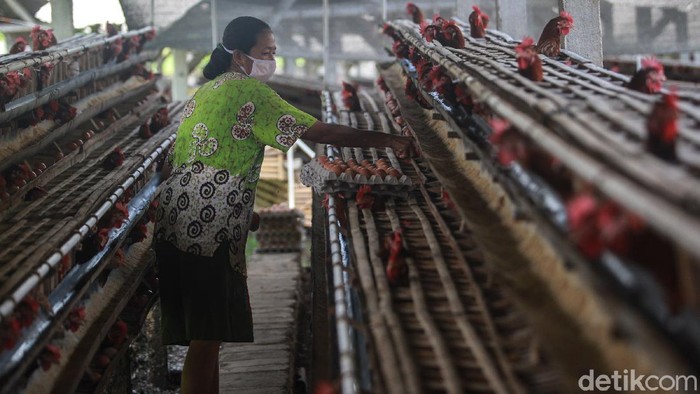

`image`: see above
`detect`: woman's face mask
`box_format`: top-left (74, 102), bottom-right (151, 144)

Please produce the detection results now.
top-left (242, 53), bottom-right (276, 82)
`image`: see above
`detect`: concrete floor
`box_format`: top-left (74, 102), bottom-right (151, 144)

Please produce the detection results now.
top-left (219, 252), bottom-right (301, 393)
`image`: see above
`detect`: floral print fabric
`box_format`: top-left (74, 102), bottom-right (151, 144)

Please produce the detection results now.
top-left (155, 72), bottom-right (317, 273)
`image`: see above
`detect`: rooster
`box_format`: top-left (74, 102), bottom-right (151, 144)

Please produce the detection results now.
top-left (440, 20), bottom-right (466, 49)
top-left (516, 37), bottom-right (543, 82)
top-left (406, 2), bottom-right (425, 24)
top-left (30, 26), bottom-right (57, 51)
top-left (469, 6), bottom-right (490, 38)
top-left (39, 344), bottom-right (61, 371)
top-left (405, 77), bottom-right (433, 110)
top-left (626, 57), bottom-right (665, 94)
top-left (9, 37), bottom-right (28, 54)
top-left (536, 11), bottom-right (574, 57)
top-left (385, 231), bottom-right (408, 285)
top-left (341, 82), bottom-right (362, 112)
top-left (646, 90), bottom-right (679, 162)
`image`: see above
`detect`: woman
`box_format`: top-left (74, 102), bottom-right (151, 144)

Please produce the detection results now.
top-left (154, 16), bottom-right (414, 394)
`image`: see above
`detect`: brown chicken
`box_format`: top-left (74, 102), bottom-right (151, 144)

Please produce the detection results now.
top-left (30, 26), bottom-right (57, 51)
top-left (9, 37), bottom-right (27, 54)
top-left (440, 20), bottom-right (466, 49)
top-left (385, 231), bottom-right (408, 285)
top-left (626, 57), bottom-right (666, 94)
top-left (516, 37), bottom-right (543, 82)
top-left (405, 77), bottom-right (433, 110)
top-left (392, 40), bottom-right (410, 59)
top-left (646, 90), bottom-right (679, 162)
top-left (341, 82), bottom-right (362, 112)
top-left (536, 11), bottom-right (574, 57)
top-left (469, 6), bottom-right (490, 38)
top-left (150, 107), bottom-right (171, 133)
top-left (420, 21), bottom-right (442, 43)
top-left (406, 2), bottom-right (425, 24)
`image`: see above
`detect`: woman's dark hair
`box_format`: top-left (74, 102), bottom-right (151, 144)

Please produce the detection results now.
top-left (203, 16), bottom-right (271, 80)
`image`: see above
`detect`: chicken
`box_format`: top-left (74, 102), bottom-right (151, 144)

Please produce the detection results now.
top-left (454, 84), bottom-right (473, 109)
top-left (103, 147), bottom-right (126, 170)
top-left (150, 107), bottom-right (170, 133)
top-left (516, 37), bottom-right (543, 82)
top-left (103, 36), bottom-right (123, 63)
top-left (646, 91), bottom-right (679, 162)
top-left (432, 14), bottom-right (448, 29)
top-left (39, 344), bottom-right (61, 371)
top-left (469, 6), bottom-right (490, 38)
top-left (341, 82), bottom-right (362, 112)
top-left (65, 307), bottom-right (86, 332)
top-left (428, 65), bottom-right (455, 102)
top-left (77, 227), bottom-right (111, 263)
top-left (392, 40), bottom-right (410, 59)
top-left (128, 221), bottom-right (149, 244)
top-left (139, 123), bottom-right (152, 139)
top-left (566, 192), bottom-right (603, 259)
top-left (414, 57), bottom-right (434, 90)
top-left (107, 320), bottom-right (128, 346)
top-left (106, 21), bottom-right (119, 37)
top-left (355, 185), bottom-right (375, 210)
top-left (17, 296), bottom-right (40, 328)
top-left (420, 21), bottom-right (442, 43)
top-left (0, 72), bottom-right (21, 110)
top-left (38, 63), bottom-right (55, 90)
top-left (376, 77), bottom-right (389, 93)
top-left (382, 24), bottom-right (400, 41)
top-left (536, 11), bottom-right (574, 57)
top-left (488, 118), bottom-right (530, 166)
top-left (626, 57), bottom-right (665, 94)
top-left (0, 317), bottom-right (21, 349)
top-left (9, 37), bottom-right (28, 54)
top-left (30, 26), bottom-right (57, 51)
top-left (406, 2), bottom-right (425, 24)
top-left (405, 77), bottom-right (433, 110)
top-left (440, 20), bottom-right (466, 49)
top-left (25, 186), bottom-right (49, 201)
top-left (408, 46), bottom-right (423, 64)
top-left (385, 231), bottom-right (408, 285)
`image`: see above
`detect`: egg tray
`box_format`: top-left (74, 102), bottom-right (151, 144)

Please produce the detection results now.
top-left (301, 159), bottom-right (414, 197)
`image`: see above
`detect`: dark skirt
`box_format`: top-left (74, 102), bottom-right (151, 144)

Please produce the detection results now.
top-left (155, 241), bottom-right (253, 345)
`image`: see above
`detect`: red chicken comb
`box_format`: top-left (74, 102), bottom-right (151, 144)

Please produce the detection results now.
top-left (641, 57), bottom-right (663, 72)
top-left (406, 2), bottom-right (417, 12)
top-left (15, 37), bottom-right (27, 44)
top-left (559, 11), bottom-right (574, 24)
top-left (472, 5), bottom-right (483, 15)
top-left (516, 37), bottom-right (536, 53)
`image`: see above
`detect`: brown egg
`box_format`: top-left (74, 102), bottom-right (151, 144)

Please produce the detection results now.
top-left (318, 155), bottom-right (329, 164)
top-left (361, 159), bottom-right (371, 167)
top-left (7, 185), bottom-right (19, 194)
top-left (35, 162), bottom-right (47, 171)
top-left (329, 164), bottom-right (342, 176)
top-left (67, 142), bottom-right (79, 151)
top-left (83, 131), bottom-right (93, 140)
top-left (347, 159), bottom-right (357, 167)
top-left (387, 168), bottom-right (401, 178)
top-left (344, 168), bottom-right (356, 178)
top-left (358, 168), bottom-right (371, 177)
top-left (376, 159), bottom-right (389, 168)
top-left (375, 169), bottom-right (387, 179)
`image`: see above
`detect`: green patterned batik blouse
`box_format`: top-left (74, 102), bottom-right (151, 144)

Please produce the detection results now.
top-left (154, 72), bottom-right (317, 275)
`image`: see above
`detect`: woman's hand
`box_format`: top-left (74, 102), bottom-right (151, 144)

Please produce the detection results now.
top-left (388, 135), bottom-right (417, 159)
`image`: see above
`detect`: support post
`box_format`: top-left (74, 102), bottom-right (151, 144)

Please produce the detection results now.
top-left (287, 146), bottom-right (296, 209)
top-left (559, 0), bottom-right (604, 65)
top-left (172, 49), bottom-right (189, 101)
top-left (51, 0), bottom-right (74, 41)
top-left (323, 0), bottom-right (331, 87)
top-left (495, 0), bottom-right (528, 40)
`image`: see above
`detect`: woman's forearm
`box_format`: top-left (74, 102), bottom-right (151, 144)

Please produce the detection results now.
top-left (303, 122), bottom-right (392, 148)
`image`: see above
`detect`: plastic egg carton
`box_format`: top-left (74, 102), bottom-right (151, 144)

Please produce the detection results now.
top-left (300, 158), bottom-right (413, 196)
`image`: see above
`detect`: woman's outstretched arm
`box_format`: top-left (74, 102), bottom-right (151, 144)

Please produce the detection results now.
top-left (302, 121), bottom-right (416, 158)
